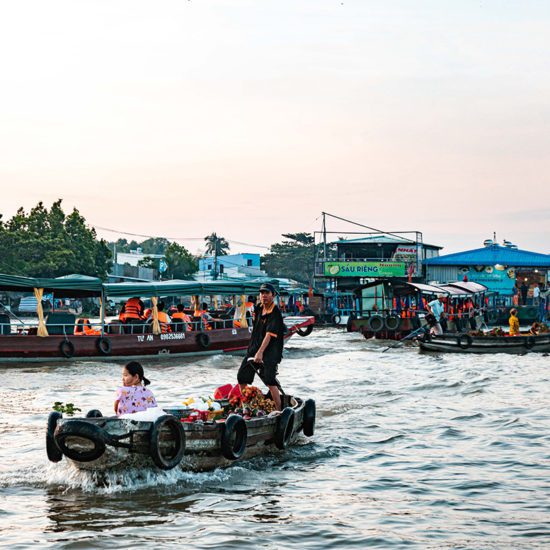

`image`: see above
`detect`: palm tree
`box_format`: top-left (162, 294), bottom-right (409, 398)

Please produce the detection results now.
top-left (204, 233), bottom-right (230, 257)
top-left (204, 233), bottom-right (230, 280)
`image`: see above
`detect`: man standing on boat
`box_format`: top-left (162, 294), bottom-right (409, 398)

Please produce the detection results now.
top-left (238, 282), bottom-right (285, 411)
top-left (426, 294), bottom-right (446, 336)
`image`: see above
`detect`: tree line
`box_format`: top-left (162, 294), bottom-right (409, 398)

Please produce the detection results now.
top-left (0, 201), bottom-right (316, 284)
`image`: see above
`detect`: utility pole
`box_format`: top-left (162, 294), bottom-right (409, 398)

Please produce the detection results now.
top-left (213, 235), bottom-right (218, 280)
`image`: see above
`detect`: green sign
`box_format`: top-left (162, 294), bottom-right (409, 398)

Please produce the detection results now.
top-left (323, 261), bottom-right (406, 278)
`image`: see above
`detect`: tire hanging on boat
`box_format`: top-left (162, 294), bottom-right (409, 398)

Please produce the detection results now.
top-left (220, 414), bottom-right (248, 460)
top-left (149, 415), bottom-right (186, 470)
top-left (487, 309), bottom-right (498, 324)
top-left (96, 336), bottom-right (112, 355)
top-left (274, 407), bottom-right (295, 450)
top-left (332, 314), bottom-right (341, 325)
top-left (55, 420), bottom-right (107, 462)
top-left (46, 411), bottom-right (63, 463)
top-left (59, 340), bottom-right (75, 359)
top-left (297, 325), bottom-right (313, 337)
top-left (196, 332), bottom-right (211, 349)
top-left (302, 399), bottom-right (316, 437)
top-left (457, 333), bottom-right (473, 350)
top-left (366, 315), bottom-right (384, 333)
top-left (384, 314), bottom-right (401, 331)
top-left (86, 409), bottom-right (103, 418)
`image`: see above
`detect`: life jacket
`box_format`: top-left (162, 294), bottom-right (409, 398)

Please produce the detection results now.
top-left (157, 311), bottom-right (171, 333)
top-left (74, 318), bottom-right (100, 336)
top-left (171, 311), bottom-right (192, 331)
top-left (196, 310), bottom-right (211, 330)
top-left (118, 307), bottom-right (126, 323)
top-left (124, 298), bottom-right (143, 320)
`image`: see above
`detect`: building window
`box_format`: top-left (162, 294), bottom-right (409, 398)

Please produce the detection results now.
top-left (247, 259), bottom-right (252, 266)
top-left (207, 264), bottom-right (212, 270)
top-left (219, 264), bottom-right (224, 274)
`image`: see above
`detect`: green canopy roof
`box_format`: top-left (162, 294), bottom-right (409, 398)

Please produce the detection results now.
top-left (0, 273), bottom-right (278, 299)
top-left (103, 279), bottom-right (275, 298)
top-left (0, 273), bottom-right (103, 297)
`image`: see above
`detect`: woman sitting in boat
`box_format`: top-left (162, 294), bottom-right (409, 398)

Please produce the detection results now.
top-left (508, 308), bottom-right (520, 336)
top-left (114, 361), bottom-right (157, 416)
top-left (529, 322), bottom-right (540, 336)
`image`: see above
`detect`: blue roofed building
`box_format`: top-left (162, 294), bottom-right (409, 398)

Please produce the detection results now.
top-left (424, 239), bottom-right (550, 301)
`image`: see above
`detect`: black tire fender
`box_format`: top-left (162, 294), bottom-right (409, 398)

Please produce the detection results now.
top-left (220, 414), bottom-right (248, 460)
top-left (332, 314), bottom-right (341, 325)
top-left (96, 336), bottom-right (112, 355)
top-left (384, 315), bottom-right (401, 331)
top-left (196, 332), bottom-right (211, 349)
top-left (302, 399), bottom-right (316, 437)
top-left (487, 309), bottom-right (498, 324)
top-left (59, 340), bottom-right (75, 359)
top-left (457, 333), bottom-right (473, 350)
top-left (149, 415), bottom-right (186, 470)
top-left (525, 336), bottom-right (536, 350)
top-left (55, 420), bottom-right (107, 462)
top-left (366, 315), bottom-right (384, 333)
top-left (297, 325), bottom-right (313, 337)
top-left (86, 409), bottom-right (103, 418)
top-left (274, 407), bottom-right (295, 450)
top-left (46, 411), bottom-right (63, 462)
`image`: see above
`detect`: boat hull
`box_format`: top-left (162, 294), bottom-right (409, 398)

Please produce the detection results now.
top-left (419, 333), bottom-right (550, 354)
top-left (0, 317), bottom-right (314, 363)
top-left (50, 397), bottom-right (312, 473)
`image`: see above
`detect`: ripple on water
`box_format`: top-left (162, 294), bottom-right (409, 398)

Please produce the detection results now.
top-left (1, 329), bottom-right (550, 548)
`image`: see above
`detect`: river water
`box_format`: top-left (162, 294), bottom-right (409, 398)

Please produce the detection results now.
top-left (0, 327), bottom-right (549, 549)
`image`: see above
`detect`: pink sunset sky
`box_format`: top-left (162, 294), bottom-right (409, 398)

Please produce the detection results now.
top-left (1, 0), bottom-right (549, 256)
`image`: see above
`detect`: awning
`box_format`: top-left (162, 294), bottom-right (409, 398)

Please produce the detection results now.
top-left (447, 281), bottom-right (488, 294)
top-left (0, 273), bottom-right (103, 297)
top-left (103, 279), bottom-right (275, 298)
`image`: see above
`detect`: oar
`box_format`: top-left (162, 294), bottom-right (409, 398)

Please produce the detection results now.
top-left (247, 358), bottom-right (286, 396)
top-left (381, 325), bottom-right (429, 353)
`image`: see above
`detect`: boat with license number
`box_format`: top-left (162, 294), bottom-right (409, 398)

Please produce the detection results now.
top-left (46, 395), bottom-right (316, 473)
top-left (0, 274), bottom-right (314, 363)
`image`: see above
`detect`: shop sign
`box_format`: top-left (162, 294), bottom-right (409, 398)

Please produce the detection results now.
top-left (324, 261), bottom-right (406, 278)
top-left (466, 266), bottom-right (516, 294)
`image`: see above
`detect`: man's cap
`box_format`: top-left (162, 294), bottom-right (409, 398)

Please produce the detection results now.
top-left (259, 282), bottom-right (276, 294)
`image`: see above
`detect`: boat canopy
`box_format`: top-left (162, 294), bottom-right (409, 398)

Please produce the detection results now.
top-left (447, 281), bottom-right (488, 294)
top-left (0, 273), bottom-right (277, 299)
top-left (103, 279), bottom-right (275, 298)
top-left (437, 284), bottom-right (475, 297)
top-left (0, 273), bottom-right (103, 297)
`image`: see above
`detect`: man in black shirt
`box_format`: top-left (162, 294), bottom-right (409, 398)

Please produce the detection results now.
top-left (237, 282), bottom-right (285, 410)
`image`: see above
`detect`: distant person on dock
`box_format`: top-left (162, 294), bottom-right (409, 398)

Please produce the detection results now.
top-left (237, 282), bottom-right (285, 411)
top-left (520, 281), bottom-right (529, 306)
top-left (508, 308), bottom-right (520, 336)
top-left (426, 294), bottom-right (446, 335)
top-left (114, 361), bottom-right (157, 416)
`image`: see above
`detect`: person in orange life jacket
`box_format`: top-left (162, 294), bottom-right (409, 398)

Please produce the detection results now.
top-left (196, 302), bottom-right (213, 330)
top-left (123, 296), bottom-right (145, 334)
top-left (143, 307), bottom-right (153, 321)
top-left (237, 283), bottom-right (285, 411)
top-left (152, 301), bottom-right (171, 333)
top-left (171, 303), bottom-right (192, 332)
top-left (74, 318), bottom-right (100, 336)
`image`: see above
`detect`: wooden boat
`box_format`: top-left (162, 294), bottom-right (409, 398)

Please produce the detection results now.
top-left (418, 331), bottom-right (550, 354)
top-left (46, 397), bottom-right (316, 472)
top-left (0, 274), bottom-right (314, 363)
top-left (348, 280), bottom-right (488, 341)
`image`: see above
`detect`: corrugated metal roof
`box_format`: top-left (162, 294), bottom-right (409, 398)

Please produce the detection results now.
top-left (423, 245), bottom-right (550, 267)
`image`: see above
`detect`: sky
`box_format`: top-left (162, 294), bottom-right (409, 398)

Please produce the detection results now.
top-left (1, 0), bottom-right (549, 256)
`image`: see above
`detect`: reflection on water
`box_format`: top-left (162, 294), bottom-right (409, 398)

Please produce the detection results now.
top-left (1, 328), bottom-right (550, 548)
